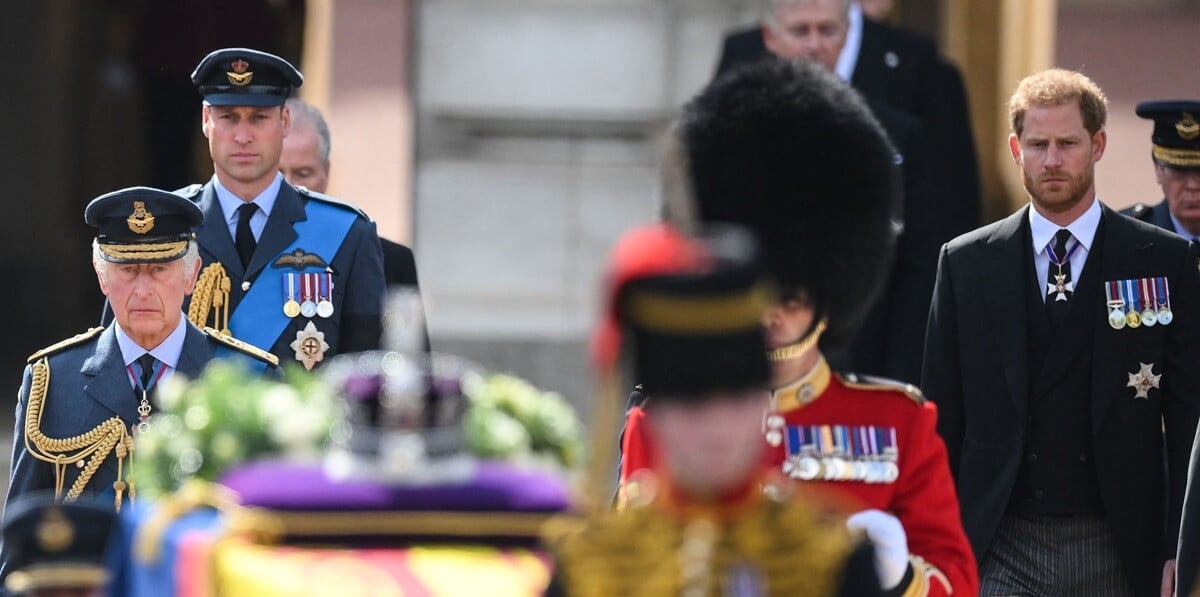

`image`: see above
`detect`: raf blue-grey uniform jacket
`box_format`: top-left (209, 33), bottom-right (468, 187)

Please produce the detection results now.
top-left (186, 181), bottom-right (386, 366)
top-left (0, 322), bottom-right (275, 587)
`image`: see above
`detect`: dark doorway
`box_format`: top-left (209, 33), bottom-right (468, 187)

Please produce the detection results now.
top-left (0, 1), bottom-right (304, 405)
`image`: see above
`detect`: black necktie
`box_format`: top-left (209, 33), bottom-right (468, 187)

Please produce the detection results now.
top-left (235, 203), bottom-right (258, 268)
top-left (1046, 229), bottom-right (1073, 325)
top-left (136, 353), bottom-right (158, 392)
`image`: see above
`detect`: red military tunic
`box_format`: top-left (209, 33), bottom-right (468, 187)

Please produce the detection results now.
top-left (620, 358), bottom-right (978, 597)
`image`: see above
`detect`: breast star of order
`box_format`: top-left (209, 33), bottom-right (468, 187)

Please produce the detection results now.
top-left (1126, 362), bottom-right (1162, 399)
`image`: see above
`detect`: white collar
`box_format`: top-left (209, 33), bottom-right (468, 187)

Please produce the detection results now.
top-left (114, 316), bottom-right (188, 369)
top-left (213, 172), bottom-right (283, 223)
top-left (1028, 197), bottom-right (1102, 254)
top-left (835, 2), bottom-right (864, 82)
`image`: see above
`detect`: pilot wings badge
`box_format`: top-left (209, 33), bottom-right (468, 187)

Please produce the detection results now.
top-left (273, 248), bottom-right (328, 271)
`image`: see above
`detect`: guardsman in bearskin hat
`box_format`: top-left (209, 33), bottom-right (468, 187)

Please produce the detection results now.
top-left (1122, 100), bottom-right (1200, 242)
top-left (1, 187), bottom-right (276, 585)
top-left (547, 222), bottom-right (883, 597)
top-left (619, 60), bottom-right (978, 595)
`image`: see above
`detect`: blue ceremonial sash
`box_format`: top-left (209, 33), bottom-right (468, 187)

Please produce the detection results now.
top-left (216, 200), bottom-right (357, 371)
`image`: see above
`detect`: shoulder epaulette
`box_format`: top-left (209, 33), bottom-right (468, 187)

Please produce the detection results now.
top-left (293, 185), bottom-right (370, 220)
top-left (203, 328), bottom-right (280, 367)
top-left (840, 373), bottom-right (925, 405)
top-left (627, 384), bottom-right (648, 410)
top-left (27, 327), bottom-right (104, 363)
top-left (175, 183), bottom-right (204, 200)
top-left (1129, 203), bottom-right (1154, 222)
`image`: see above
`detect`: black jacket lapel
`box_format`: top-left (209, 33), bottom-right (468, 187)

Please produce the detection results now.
top-left (985, 208), bottom-right (1033, 418)
top-left (1091, 209), bottom-right (1154, 433)
top-left (245, 184), bottom-right (304, 279)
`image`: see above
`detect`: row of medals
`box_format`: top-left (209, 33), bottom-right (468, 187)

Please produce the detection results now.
top-left (283, 272), bottom-right (334, 319)
top-left (1107, 277), bottom-right (1172, 330)
top-left (1109, 305), bottom-right (1172, 330)
top-left (766, 416), bottom-right (900, 484)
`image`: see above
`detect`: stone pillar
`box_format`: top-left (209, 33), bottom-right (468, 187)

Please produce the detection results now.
top-left (302, 0), bottom-right (414, 245)
top-left (941, 0), bottom-right (1057, 219)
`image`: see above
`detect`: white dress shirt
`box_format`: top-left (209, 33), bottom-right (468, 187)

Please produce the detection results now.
top-left (835, 1), bottom-right (865, 82)
top-left (1028, 198), bottom-right (1102, 303)
top-left (115, 316), bottom-right (188, 389)
top-left (213, 172), bottom-right (283, 242)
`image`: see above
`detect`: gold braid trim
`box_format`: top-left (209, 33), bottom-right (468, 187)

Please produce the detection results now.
top-left (24, 358), bottom-right (133, 511)
top-left (189, 262), bottom-right (231, 335)
top-left (1154, 145), bottom-right (1200, 167)
top-left (768, 319), bottom-right (827, 362)
top-left (5, 565), bottom-right (110, 593)
top-left (99, 241), bottom-right (189, 261)
top-left (901, 555), bottom-right (952, 596)
top-left (549, 490), bottom-right (854, 597)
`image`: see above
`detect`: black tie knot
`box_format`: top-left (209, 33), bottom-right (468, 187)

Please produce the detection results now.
top-left (1050, 229), bottom-right (1073, 262)
top-left (137, 353), bottom-right (157, 389)
top-left (1045, 228), bottom-right (1075, 325)
top-left (235, 202), bottom-right (259, 268)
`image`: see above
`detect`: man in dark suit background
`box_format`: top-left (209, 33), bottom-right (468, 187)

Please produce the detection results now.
top-left (1122, 100), bottom-right (1200, 245)
top-left (715, 0), bottom-right (980, 238)
top-left (714, 0), bottom-right (938, 385)
top-left (922, 68), bottom-right (1200, 597)
top-left (279, 97), bottom-right (428, 351)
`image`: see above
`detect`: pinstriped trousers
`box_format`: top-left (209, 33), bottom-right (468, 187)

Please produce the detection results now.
top-left (979, 514), bottom-right (1137, 597)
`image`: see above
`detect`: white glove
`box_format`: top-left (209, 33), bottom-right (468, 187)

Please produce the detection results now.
top-left (846, 509), bottom-right (910, 590)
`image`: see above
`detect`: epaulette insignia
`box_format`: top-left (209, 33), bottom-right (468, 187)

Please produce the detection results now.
top-left (293, 185), bottom-right (370, 220)
top-left (174, 184), bottom-right (204, 200)
top-left (1129, 203), bottom-right (1153, 222)
top-left (203, 328), bottom-right (280, 367)
top-left (27, 327), bottom-right (104, 363)
top-left (628, 384), bottom-right (649, 409)
top-left (840, 373), bottom-right (925, 405)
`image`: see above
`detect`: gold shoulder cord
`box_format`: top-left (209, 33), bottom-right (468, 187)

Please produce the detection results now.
top-left (24, 357), bottom-right (134, 511)
top-left (189, 262), bottom-right (231, 335)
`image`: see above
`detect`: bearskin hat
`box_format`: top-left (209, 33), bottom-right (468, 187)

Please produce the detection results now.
top-left (674, 59), bottom-right (901, 350)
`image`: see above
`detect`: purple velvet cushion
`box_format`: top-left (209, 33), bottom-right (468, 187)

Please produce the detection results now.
top-left (219, 460), bottom-right (571, 513)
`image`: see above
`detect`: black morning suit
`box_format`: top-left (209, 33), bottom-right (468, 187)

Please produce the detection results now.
top-left (379, 238), bottom-right (430, 352)
top-left (714, 39), bottom-right (939, 385)
top-left (921, 205), bottom-right (1200, 595)
top-left (1132, 197), bottom-right (1200, 597)
top-left (715, 18), bottom-right (980, 237)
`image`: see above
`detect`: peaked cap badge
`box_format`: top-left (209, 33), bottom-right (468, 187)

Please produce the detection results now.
top-left (226, 59), bottom-right (253, 87)
top-left (1176, 113), bottom-right (1200, 141)
top-left (36, 507), bottom-right (74, 553)
top-left (127, 201), bottom-right (155, 234)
